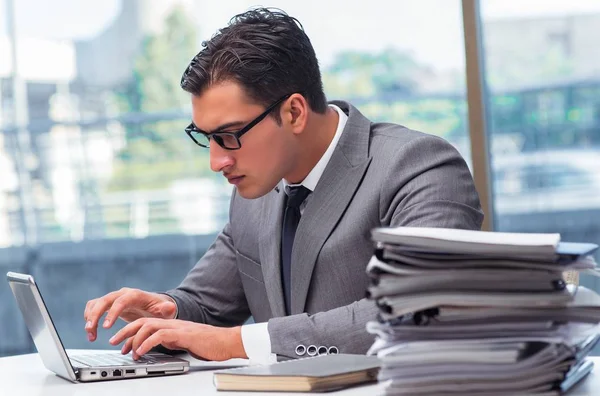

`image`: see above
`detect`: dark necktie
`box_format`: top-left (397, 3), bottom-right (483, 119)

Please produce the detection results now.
top-left (281, 185), bottom-right (311, 315)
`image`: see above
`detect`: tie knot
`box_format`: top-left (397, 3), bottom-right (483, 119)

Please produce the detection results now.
top-left (286, 185), bottom-right (311, 209)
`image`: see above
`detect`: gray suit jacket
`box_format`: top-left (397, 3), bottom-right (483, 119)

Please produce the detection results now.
top-left (166, 101), bottom-right (483, 359)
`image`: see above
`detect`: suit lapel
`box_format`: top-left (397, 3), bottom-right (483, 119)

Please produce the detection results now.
top-left (290, 101), bottom-right (373, 314)
top-left (258, 184), bottom-right (287, 318)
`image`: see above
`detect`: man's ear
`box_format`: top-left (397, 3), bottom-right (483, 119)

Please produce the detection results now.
top-left (286, 93), bottom-right (309, 134)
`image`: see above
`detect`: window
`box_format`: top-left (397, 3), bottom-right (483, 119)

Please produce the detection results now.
top-left (0, 0), bottom-right (469, 357)
top-left (481, 0), bottom-right (600, 292)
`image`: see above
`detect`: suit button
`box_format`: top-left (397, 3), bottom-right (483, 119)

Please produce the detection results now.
top-left (317, 346), bottom-right (328, 356)
top-left (295, 344), bottom-right (306, 356)
top-left (307, 345), bottom-right (318, 356)
top-left (328, 346), bottom-right (339, 355)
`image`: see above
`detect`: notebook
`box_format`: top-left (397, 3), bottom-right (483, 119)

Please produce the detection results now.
top-left (212, 354), bottom-right (380, 392)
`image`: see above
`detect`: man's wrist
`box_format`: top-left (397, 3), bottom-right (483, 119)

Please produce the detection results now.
top-left (227, 326), bottom-right (248, 359)
top-left (156, 293), bottom-right (178, 319)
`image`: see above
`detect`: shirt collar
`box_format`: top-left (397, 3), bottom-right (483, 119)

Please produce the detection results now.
top-left (282, 104), bottom-right (348, 194)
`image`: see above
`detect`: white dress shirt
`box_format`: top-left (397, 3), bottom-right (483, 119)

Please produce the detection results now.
top-left (241, 104), bottom-right (349, 364)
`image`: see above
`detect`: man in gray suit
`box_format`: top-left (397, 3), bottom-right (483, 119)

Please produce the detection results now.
top-left (84, 8), bottom-right (483, 362)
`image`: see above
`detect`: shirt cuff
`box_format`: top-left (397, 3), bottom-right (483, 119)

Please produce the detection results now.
top-left (241, 322), bottom-right (278, 365)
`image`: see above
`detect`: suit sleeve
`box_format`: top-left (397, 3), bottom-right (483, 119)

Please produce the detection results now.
top-left (379, 134), bottom-right (484, 229)
top-left (163, 190), bottom-right (251, 327)
top-left (267, 134), bottom-right (483, 359)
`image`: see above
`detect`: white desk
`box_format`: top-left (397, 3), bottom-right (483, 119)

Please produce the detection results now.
top-left (0, 350), bottom-right (378, 396)
top-left (0, 351), bottom-right (598, 395)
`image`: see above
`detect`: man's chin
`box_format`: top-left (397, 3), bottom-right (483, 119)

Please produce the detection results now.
top-left (235, 183), bottom-right (277, 200)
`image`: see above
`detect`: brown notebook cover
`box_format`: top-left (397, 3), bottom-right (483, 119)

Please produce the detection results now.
top-left (213, 354), bottom-right (380, 392)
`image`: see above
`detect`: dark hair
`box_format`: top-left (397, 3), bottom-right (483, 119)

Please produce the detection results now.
top-left (180, 8), bottom-right (328, 122)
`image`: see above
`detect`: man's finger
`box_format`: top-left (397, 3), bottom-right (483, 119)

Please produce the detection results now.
top-left (109, 318), bottom-right (148, 346)
top-left (131, 321), bottom-right (160, 356)
top-left (84, 300), bottom-right (98, 339)
top-left (121, 336), bottom-right (134, 355)
top-left (84, 299), bottom-right (97, 323)
top-left (102, 292), bottom-right (138, 329)
top-left (85, 292), bottom-right (121, 341)
top-left (137, 329), bottom-right (175, 357)
top-left (83, 300), bottom-right (97, 342)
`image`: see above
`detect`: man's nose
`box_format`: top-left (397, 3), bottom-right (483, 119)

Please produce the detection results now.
top-left (209, 142), bottom-right (235, 173)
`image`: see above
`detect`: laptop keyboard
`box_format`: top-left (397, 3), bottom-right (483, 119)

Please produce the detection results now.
top-left (70, 353), bottom-right (158, 367)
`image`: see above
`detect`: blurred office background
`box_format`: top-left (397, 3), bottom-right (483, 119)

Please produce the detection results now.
top-left (0, 0), bottom-right (599, 357)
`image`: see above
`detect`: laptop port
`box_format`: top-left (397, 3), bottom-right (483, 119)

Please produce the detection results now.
top-left (113, 369), bottom-right (122, 377)
top-left (125, 369), bottom-right (135, 375)
top-left (101, 371), bottom-right (108, 378)
top-left (90, 371), bottom-right (97, 375)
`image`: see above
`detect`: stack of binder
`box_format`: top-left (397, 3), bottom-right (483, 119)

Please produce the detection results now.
top-left (365, 227), bottom-right (600, 395)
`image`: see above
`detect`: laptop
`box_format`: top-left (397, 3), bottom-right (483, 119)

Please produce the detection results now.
top-left (7, 272), bottom-right (190, 382)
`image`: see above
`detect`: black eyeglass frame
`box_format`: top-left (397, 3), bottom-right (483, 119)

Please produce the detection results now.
top-left (185, 93), bottom-right (293, 150)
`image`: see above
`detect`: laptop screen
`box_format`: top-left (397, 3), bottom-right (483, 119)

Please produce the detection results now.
top-left (7, 272), bottom-right (77, 381)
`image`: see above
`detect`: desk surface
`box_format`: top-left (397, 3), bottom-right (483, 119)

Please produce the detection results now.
top-left (0, 350), bottom-right (598, 395)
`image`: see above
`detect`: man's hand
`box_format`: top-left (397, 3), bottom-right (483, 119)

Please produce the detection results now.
top-left (84, 288), bottom-right (177, 342)
top-left (109, 319), bottom-right (247, 361)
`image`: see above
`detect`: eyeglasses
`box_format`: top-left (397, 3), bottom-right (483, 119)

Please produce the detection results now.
top-left (185, 93), bottom-right (293, 150)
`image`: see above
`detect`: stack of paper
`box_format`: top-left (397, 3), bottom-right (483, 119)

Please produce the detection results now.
top-left (366, 227), bottom-right (600, 395)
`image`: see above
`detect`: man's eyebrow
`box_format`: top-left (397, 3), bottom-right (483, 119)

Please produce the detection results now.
top-left (208, 121), bottom-right (247, 134)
